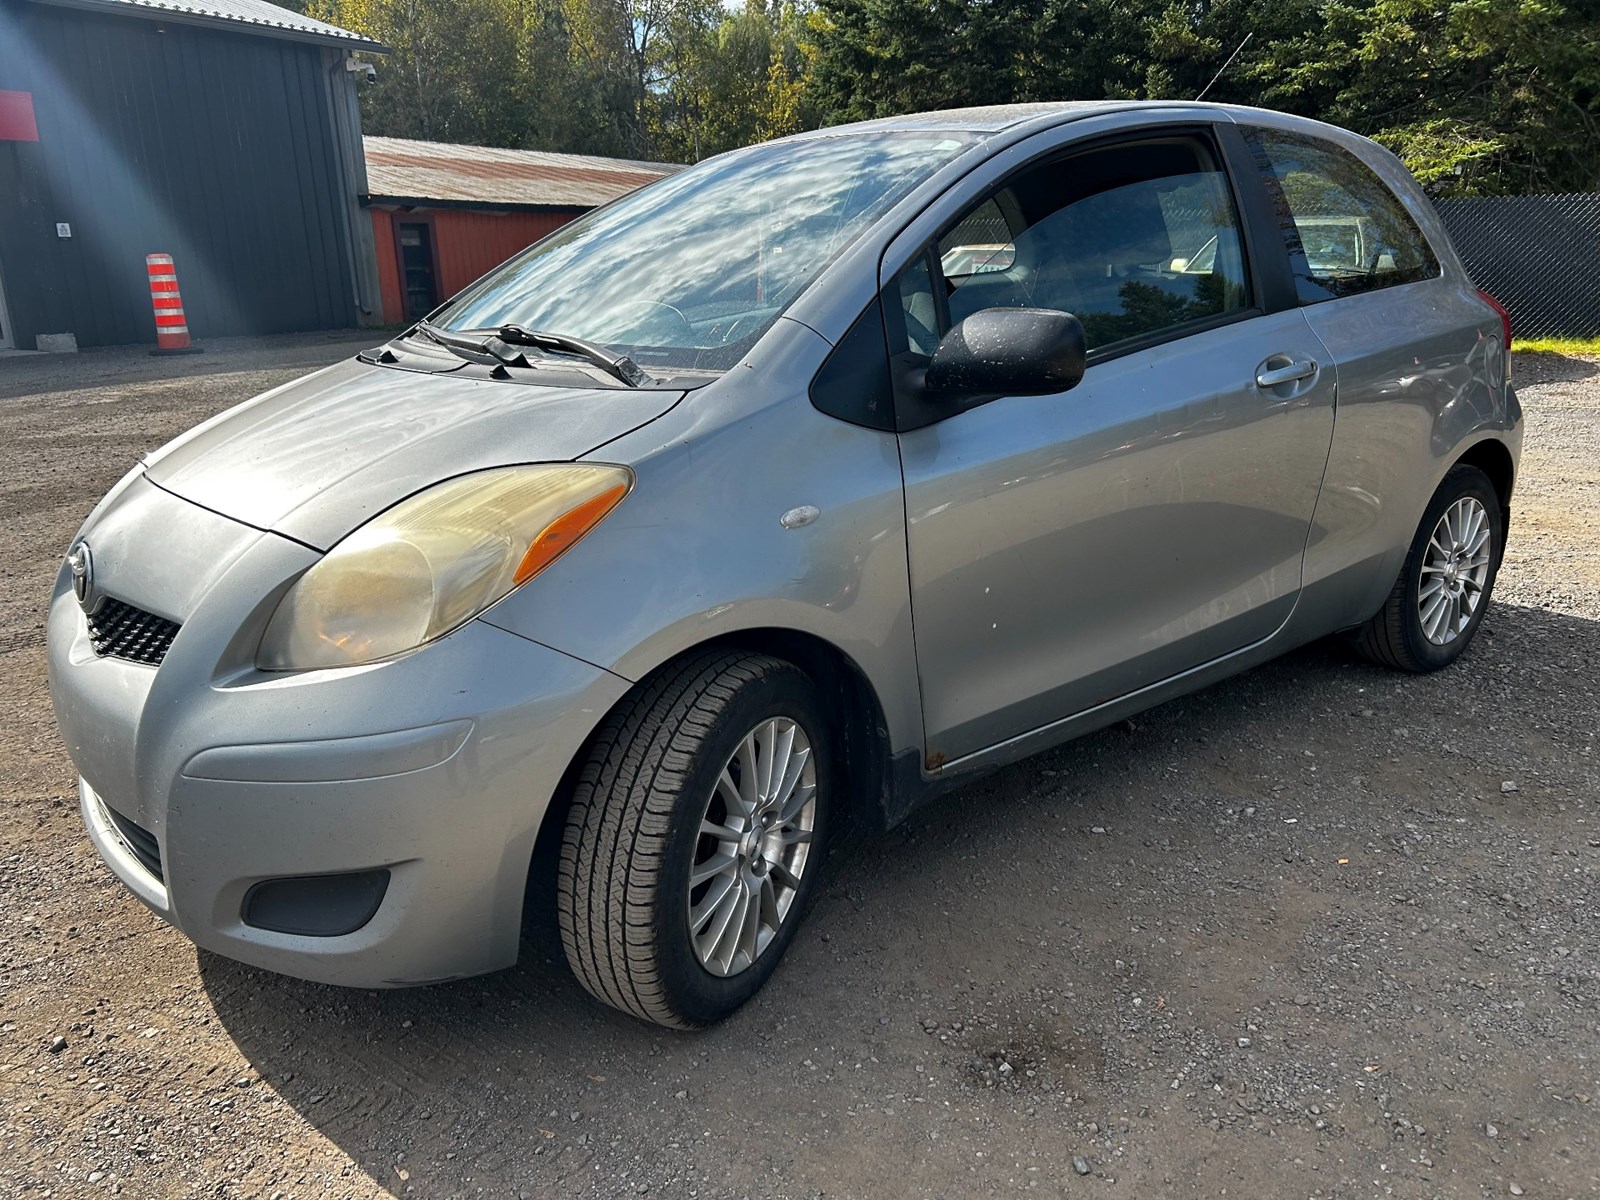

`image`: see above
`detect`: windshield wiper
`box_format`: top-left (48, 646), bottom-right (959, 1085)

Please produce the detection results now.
top-left (496, 324), bottom-right (649, 387)
top-left (413, 320), bottom-right (648, 387)
top-left (413, 319), bottom-right (497, 359)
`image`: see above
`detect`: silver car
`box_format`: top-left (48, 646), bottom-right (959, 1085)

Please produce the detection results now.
top-left (47, 102), bottom-right (1520, 1028)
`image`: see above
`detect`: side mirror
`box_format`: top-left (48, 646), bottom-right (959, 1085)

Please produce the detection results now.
top-left (923, 308), bottom-right (1087, 399)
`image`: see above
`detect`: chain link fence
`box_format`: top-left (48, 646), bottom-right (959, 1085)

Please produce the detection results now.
top-left (1433, 193), bottom-right (1600, 338)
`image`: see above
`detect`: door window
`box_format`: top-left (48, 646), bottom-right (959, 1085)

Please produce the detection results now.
top-left (1241, 127), bottom-right (1440, 304)
top-left (938, 199), bottom-right (1016, 281)
top-left (893, 135), bottom-right (1252, 359)
top-left (895, 252), bottom-right (942, 357)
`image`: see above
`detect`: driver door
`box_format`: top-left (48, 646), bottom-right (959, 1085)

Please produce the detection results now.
top-left (892, 127), bottom-right (1336, 763)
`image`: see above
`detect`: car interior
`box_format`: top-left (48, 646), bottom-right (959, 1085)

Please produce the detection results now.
top-left (907, 136), bottom-right (1252, 354)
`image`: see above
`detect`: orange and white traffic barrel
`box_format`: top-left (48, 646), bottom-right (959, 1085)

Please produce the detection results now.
top-left (145, 253), bottom-right (201, 355)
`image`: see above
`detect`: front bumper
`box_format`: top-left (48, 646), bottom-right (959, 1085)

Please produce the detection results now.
top-left (48, 477), bottom-right (629, 987)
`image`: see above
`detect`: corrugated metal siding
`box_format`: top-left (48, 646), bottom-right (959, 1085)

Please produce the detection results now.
top-left (370, 206), bottom-right (574, 325)
top-left (370, 207), bottom-right (403, 326)
top-left (0, 0), bottom-right (358, 348)
top-left (433, 209), bottom-right (568, 298)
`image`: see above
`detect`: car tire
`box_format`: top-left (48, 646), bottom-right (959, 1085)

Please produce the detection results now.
top-left (1352, 464), bottom-right (1504, 673)
top-left (557, 651), bottom-right (831, 1028)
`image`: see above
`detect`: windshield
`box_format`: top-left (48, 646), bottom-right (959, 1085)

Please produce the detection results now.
top-left (435, 132), bottom-right (977, 374)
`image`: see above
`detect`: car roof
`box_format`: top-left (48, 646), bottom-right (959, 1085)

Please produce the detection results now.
top-left (793, 101), bottom-right (1362, 144)
top-left (825, 101), bottom-right (1146, 134)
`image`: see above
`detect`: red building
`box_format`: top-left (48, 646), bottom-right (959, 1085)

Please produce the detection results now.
top-left (362, 136), bottom-right (680, 325)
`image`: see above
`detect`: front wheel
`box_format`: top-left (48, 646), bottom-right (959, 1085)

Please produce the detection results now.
top-left (557, 652), bottom-right (831, 1027)
top-left (1352, 463), bottom-right (1504, 672)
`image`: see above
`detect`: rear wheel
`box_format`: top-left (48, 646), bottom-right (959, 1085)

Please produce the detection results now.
top-left (1352, 464), bottom-right (1504, 672)
top-left (557, 651), bottom-right (830, 1027)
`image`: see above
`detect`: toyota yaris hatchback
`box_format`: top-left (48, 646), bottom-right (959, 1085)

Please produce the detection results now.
top-left (48, 103), bottom-right (1520, 1028)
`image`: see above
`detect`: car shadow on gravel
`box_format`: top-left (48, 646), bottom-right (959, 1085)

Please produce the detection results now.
top-left (196, 598), bottom-right (1594, 1196)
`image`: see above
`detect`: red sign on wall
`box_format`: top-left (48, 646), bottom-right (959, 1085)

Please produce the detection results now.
top-left (0, 90), bottom-right (39, 142)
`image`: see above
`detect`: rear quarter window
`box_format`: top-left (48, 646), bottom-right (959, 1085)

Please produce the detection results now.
top-left (1242, 127), bottom-right (1441, 305)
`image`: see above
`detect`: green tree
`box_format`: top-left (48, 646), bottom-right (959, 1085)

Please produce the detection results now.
top-left (650, 2), bottom-right (819, 161)
top-left (311, 0), bottom-right (1600, 193)
top-left (806, 0), bottom-right (1600, 193)
top-left (1256, 0), bottom-right (1600, 193)
top-left (376, 0), bottom-right (804, 162)
top-left (808, 0), bottom-right (1206, 121)
top-left (507, 1), bottom-right (638, 155)
top-left (310, 0), bottom-right (529, 143)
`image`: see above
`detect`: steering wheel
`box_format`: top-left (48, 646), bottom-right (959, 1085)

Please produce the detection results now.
top-left (621, 299), bottom-right (695, 341)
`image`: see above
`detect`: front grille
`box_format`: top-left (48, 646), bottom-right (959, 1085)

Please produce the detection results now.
top-left (103, 803), bottom-right (164, 881)
top-left (87, 598), bottom-right (180, 666)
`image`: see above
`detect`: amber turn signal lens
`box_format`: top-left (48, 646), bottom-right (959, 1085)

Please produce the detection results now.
top-left (515, 483), bottom-right (629, 586)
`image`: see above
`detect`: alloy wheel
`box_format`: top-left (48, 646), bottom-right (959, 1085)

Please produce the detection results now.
top-left (1417, 496), bottom-right (1492, 646)
top-left (687, 716), bottom-right (818, 977)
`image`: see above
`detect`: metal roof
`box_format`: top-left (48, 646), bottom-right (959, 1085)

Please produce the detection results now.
top-left (362, 137), bottom-right (682, 211)
top-left (28, 0), bottom-right (387, 52)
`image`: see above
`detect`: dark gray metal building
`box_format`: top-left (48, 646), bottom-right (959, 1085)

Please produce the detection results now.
top-left (0, 0), bottom-right (385, 350)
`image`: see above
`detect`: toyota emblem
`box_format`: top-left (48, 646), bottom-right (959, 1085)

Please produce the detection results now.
top-left (67, 542), bottom-right (99, 615)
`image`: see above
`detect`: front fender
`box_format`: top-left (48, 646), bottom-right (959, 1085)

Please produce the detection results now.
top-left (478, 324), bottom-right (924, 765)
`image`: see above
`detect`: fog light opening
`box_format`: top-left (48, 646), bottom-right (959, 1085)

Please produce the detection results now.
top-left (241, 870), bottom-right (390, 937)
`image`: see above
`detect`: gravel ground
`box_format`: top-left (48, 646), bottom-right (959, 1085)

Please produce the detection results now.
top-left (1, 337), bottom-right (1595, 1200)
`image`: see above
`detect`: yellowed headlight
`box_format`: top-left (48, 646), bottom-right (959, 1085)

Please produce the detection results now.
top-left (257, 464), bottom-right (632, 671)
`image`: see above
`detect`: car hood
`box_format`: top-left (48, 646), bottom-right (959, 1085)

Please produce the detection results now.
top-left (143, 357), bottom-right (682, 549)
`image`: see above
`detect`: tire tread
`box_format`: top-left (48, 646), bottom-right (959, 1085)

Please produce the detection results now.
top-left (556, 651), bottom-right (788, 1027)
top-left (1353, 566), bottom-right (1421, 671)
top-left (1351, 463), bottom-right (1500, 674)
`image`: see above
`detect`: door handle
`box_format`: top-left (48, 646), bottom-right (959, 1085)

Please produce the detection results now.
top-left (1255, 358), bottom-right (1318, 388)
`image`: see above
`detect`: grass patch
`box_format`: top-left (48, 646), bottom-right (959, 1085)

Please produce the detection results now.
top-left (1511, 336), bottom-right (1600, 356)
